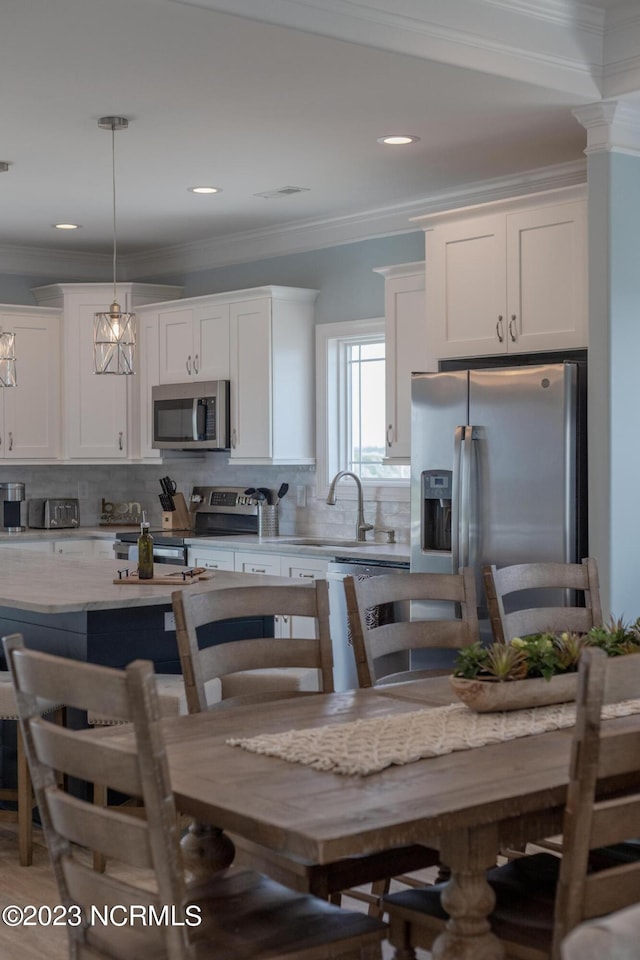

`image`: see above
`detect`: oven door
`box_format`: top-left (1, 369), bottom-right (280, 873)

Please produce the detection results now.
top-left (113, 541), bottom-right (187, 566)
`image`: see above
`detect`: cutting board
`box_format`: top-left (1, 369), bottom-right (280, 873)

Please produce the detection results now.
top-left (113, 567), bottom-right (214, 585)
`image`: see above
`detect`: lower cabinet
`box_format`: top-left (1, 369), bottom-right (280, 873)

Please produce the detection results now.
top-left (53, 539), bottom-right (114, 558)
top-left (189, 546), bottom-right (329, 640)
top-left (187, 545), bottom-right (235, 572)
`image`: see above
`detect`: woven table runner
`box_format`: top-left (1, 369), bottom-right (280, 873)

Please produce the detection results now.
top-left (227, 698), bottom-right (640, 776)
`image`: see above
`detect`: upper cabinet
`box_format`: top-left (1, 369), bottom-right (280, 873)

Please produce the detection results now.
top-left (228, 287), bottom-right (318, 464)
top-left (373, 262), bottom-right (426, 463)
top-left (157, 300), bottom-right (230, 383)
top-left (416, 187), bottom-right (587, 363)
top-left (33, 283), bottom-right (181, 461)
top-left (0, 306), bottom-right (61, 459)
top-left (141, 285), bottom-right (318, 465)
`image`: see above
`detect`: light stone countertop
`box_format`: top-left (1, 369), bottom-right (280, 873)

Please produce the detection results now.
top-left (0, 551), bottom-right (295, 615)
top-left (0, 527), bottom-right (410, 564)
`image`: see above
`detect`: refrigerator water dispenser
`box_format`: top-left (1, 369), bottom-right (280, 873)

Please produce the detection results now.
top-left (422, 470), bottom-right (452, 551)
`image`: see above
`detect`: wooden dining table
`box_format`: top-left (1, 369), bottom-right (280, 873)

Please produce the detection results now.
top-left (113, 676), bottom-right (640, 960)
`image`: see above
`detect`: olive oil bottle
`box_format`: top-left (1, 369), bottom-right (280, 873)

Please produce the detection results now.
top-left (137, 514), bottom-right (154, 580)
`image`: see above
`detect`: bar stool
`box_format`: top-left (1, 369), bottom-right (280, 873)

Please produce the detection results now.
top-left (0, 671), bottom-right (62, 865)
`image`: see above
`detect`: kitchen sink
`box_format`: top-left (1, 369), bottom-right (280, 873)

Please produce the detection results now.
top-left (280, 537), bottom-right (378, 547)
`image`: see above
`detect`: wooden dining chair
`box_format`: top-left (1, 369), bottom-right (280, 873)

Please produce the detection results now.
top-left (3, 633), bottom-right (386, 960)
top-left (172, 580), bottom-right (334, 711)
top-left (483, 557), bottom-right (603, 644)
top-left (382, 645), bottom-right (640, 960)
top-left (171, 580), bottom-right (442, 916)
top-left (344, 567), bottom-right (479, 688)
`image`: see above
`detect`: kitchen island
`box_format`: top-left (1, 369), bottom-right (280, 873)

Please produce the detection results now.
top-left (0, 549), bottom-right (291, 671)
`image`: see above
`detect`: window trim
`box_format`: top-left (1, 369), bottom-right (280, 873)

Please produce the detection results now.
top-left (315, 318), bottom-right (409, 502)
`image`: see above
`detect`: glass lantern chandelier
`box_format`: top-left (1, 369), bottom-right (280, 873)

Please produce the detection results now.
top-left (94, 117), bottom-right (136, 375)
top-left (0, 331), bottom-right (17, 387)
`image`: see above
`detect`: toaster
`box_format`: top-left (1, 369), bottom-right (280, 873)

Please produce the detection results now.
top-left (28, 498), bottom-right (80, 529)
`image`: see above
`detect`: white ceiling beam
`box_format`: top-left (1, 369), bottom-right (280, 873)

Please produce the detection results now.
top-left (171, 0), bottom-right (604, 97)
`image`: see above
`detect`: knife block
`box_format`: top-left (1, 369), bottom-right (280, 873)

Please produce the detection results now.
top-left (161, 493), bottom-right (192, 531)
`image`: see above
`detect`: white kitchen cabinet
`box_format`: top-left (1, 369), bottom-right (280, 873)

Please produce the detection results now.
top-left (419, 187), bottom-right (587, 362)
top-left (157, 299), bottom-right (230, 384)
top-left (53, 539), bottom-right (94, 556)
top-left (136, 308), bottom-right (161, 460)
top-left (92, 538), bottom-right (117, 559)
top-left (0, 540), bottom-right (52, 553)
top-left (0, 307), bottom-right (61, 460)
top-left (279, 555), bottom-right (329, 640)
top-left (233, 550), bottom-right (282, 577)
top-left (228, 287), bottom-right (317, 464)
top-left (373, 262), bottom-right (427, 462)
top-left (32, 283), bottom-right (181, 461)
top-left (187, 545), bottom-right (235, 572)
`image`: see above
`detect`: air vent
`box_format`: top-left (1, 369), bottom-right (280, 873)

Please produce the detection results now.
top-left (254, 186), bottom-right (310, 200)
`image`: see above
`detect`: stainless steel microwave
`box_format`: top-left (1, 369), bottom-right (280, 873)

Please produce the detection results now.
top-left (152, 380), bottom-right (230, 450)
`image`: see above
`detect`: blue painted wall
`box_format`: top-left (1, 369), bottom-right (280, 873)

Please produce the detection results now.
top-left (142, 232), bottom-right (425, 324)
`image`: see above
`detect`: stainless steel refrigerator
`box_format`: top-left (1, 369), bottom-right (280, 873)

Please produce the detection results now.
top-left (410, 356), bottom-right (588, 646)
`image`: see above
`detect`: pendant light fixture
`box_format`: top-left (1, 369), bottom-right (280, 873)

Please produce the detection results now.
top-left (0, 331), bottom-right (17, 387)
top-left (94, 116), bottom-right (136, 375)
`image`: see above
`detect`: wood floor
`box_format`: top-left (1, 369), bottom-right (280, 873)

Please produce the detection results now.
top-left (0, 822), bottom-right (432, 960)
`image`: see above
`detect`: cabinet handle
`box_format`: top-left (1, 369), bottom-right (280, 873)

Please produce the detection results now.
top-left (231, 428), bottom-right (237, 449)
top-left (204, 561), bottom-right (219, 569)
top-left (118, 431), bottom-right (123, 451)
top-left (298, 572), bottom-right (315, 579)
top-left (193, 353), bottom-right (199, 375)
top-left (282, 615), bottom-right (289, 624)
top-left (509, 315), bottom-right (517, 342)
top-left (251, 566), bottom-right (266, 574)
top-left (387, 424), bottom-right (393, 448)
top-left (496, 316), bottom-right (504, 343)
top-left (186, 355), bottom-right (192, 375)
top-left (8, 432), bottom-right (13, 452)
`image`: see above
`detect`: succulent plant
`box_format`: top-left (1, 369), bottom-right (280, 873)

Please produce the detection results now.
top-left (453, 615), bottom-right (640, 682)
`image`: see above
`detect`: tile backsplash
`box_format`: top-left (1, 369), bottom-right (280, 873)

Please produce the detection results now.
top-left (0, 454), bottom-right (410, 542)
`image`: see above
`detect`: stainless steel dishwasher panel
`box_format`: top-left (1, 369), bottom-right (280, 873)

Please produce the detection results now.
top-left (327, 559), bottom-right (410, 692)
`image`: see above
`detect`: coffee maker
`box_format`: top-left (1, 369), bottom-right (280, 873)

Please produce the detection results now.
top-left (0, 482), bottom-right (26, 532)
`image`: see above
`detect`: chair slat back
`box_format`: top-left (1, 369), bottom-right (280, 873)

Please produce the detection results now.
top-left (3, 634), bottom-right (190, 960)
top-left (172, 580), bottom-right (334, 713)
top-left (484, 558), bottom-right (603, 644)
top-left (345, 568), bottom-right (479, 687)
top-left (552, 648), bottom-right (640, 959)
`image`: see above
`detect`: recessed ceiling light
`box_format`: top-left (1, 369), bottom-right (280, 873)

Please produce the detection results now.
top-left (53, 223), bottom-right (82, 230)
top-left (377, 135), bottom-right (420, 145)
top-left (188, 186), bottom-right (221, 194)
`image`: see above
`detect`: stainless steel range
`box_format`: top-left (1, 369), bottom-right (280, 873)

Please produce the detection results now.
top-left (113, 486), bottom-right (258, 565)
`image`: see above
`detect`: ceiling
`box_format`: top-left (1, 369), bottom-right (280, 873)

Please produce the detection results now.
top-left (1, 0), bottom-right (638, 275)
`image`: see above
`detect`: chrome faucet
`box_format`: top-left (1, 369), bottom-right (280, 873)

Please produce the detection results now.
top-left (326, 471), bottom-right (374, 542)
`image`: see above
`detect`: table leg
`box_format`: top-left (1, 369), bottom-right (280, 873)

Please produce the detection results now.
top-left (433, 824), bottom-right (504, 960)
top-left (180, 821), bottom-right (235, 883)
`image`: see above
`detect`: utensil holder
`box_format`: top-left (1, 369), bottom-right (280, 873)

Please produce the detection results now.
top-left (258, 503), bottom-right (279, 539)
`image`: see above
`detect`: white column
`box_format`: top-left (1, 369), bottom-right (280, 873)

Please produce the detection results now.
top-left (574, 101), bottom-right (640, 619)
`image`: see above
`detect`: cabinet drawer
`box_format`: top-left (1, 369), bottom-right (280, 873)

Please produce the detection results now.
top-left (281, 557), bottom-right (328, 581)
top-left (188, 547), bottom-right (235, 572)
top-left (234, 552), bottom-right (282, 576)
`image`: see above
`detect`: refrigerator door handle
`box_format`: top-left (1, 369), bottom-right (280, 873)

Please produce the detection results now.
top-left (459, 425), bottom-right (474, 569)
top-left (452, 426), bottom-right (465, 572)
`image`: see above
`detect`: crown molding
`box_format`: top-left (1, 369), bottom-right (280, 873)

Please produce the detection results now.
top-left (172, 0), bottom-right (603, 97)
top-left (0, 159), bottom-right (587, 280)
top-left (126, 159), bottom-right (586, 277)
top-left (573, 100), bottom-right (640, 155)
top-left (0, 243), bottom-right (112, 280)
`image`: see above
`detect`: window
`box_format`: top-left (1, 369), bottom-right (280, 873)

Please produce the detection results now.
top-left (316, 319), bottom-right (409, 496)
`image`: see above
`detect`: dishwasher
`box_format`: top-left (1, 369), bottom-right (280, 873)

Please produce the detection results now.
top-left (326, 557), bottom-right (410, 692)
